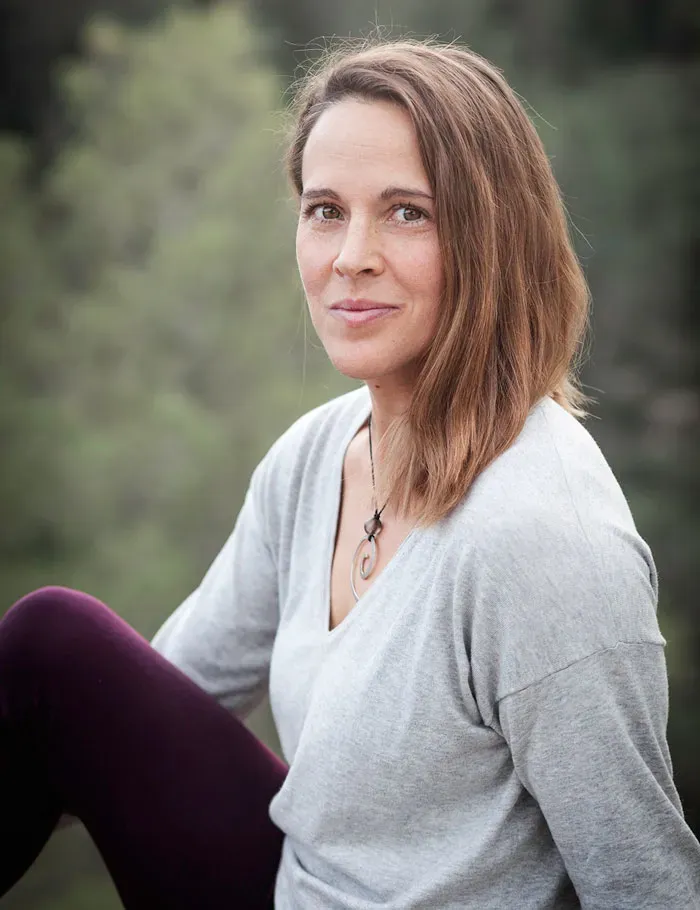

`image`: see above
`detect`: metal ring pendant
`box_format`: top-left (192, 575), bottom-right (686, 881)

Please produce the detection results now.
top-left (350, 534), bottom-right (378, 602)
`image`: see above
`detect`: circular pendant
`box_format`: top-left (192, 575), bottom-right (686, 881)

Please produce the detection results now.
top-left (350, 533), bottom-right (378, 602)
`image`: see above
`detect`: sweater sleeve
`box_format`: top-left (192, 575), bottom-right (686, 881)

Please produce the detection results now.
top-left (150, 459), bottom-right (279, 719)
top-left (498, 641), bottom-right (700, 909)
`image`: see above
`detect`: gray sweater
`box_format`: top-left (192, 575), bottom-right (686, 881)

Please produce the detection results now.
top-left (151, 385), bottom-right (700, 909)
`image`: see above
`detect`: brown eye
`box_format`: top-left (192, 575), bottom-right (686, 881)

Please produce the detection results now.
top-left (394, 204), bottom-right (428, 224)
top-left (401, 206), bottom-right (422, 222)
top-left (321, 204), bottom-right (341, 220)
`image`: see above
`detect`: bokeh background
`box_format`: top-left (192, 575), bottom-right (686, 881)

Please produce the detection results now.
top-left (1, 0), bottom-right (698, 906)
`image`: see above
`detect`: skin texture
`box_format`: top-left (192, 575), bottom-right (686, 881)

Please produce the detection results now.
top-left (296, 98), bottom-right (444, 447)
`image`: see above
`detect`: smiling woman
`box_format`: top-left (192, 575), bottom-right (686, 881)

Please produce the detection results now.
top-left (1, 35), bottom-right (699, 910)
top-left (286, 40), bottom-right (592, 531)
top-left (295, 99), bottom-right (443, 384)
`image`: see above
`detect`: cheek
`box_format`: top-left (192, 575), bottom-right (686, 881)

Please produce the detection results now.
top-left (397, 241), bottom-right (443, 305)
top-left (296, 228), bottom-right (330, 297)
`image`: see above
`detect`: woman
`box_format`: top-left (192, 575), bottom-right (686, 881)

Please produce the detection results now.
top-left (1, 38), bottom-right (698, 910)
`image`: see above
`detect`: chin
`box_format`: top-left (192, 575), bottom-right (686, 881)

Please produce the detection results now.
top-left (328, 358), bottom-right (382, 382)
top-left (324, 343), bottom-right (418, 384)
top-left (324, 347), bottom-right (390, 382)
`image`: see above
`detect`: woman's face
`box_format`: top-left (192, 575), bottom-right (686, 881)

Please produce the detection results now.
top-left (296, 98), bottom-right (444, 385)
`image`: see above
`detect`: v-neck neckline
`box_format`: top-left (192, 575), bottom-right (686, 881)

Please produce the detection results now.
top-left (321, 389), bottom-right (420, 639)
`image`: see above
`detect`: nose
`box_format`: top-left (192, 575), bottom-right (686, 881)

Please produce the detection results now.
top-left (333, 218), bottom-right (384, 278)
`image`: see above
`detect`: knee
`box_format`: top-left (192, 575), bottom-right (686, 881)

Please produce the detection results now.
top-left (9, 586), bottom-right (94, 626)
top-left (1, 586), bottom-right (110, 669)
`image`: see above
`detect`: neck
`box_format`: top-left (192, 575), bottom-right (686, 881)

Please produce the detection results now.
top-left (363, 377), bottom-right (414, 520)
top-left (365, 377), bottom-right (413, 443)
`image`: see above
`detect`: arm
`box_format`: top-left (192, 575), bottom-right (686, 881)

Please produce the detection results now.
top-left (150, 460), bottom-right (279, 719)
top-left (498, 641), bottom-right (700, 909)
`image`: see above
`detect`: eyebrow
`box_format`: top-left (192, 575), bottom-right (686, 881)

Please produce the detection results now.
top-left (300, 185), bottom-right (434, 203)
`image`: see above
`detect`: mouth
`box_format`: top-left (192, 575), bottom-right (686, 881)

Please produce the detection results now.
top-left (331, 297), bottom-right (398, 311)
top-left (329, 298), bottom-right (399, 327)
top-left (329, 303), bottom-right (398, 327)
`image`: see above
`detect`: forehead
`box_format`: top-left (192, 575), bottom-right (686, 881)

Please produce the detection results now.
top-left (301, 98), bottom-right (429, 192)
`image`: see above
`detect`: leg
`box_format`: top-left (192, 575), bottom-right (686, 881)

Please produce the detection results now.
top-left (0, 586), bottom-right (287, 909)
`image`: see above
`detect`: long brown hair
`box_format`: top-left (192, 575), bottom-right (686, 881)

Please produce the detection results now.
top-left (286, 38), bottom-right (591, 526)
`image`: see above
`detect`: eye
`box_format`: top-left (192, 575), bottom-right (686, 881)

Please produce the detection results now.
top-left (394, 204), bottom-right (429, 224)
top-left (303, 202), bottom-right (342, 222)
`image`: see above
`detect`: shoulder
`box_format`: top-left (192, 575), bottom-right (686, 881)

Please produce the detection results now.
top-left (453, 398), bottom-right (653, 580)
top-left (248, 384), bottom-right (370, 523)
top-left (257, 384), bottom-right (369, 477)
top-left (444, 398), bottom-right (664, 708)
top-left (466, 397), bottom-right (637, 523)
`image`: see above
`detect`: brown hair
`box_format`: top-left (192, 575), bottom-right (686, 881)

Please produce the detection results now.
top-left (286, 38), bottom-right (591, 526)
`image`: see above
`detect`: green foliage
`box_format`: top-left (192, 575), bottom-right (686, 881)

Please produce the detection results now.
top-left (0, 6), bottom-right (348, 904)
top-left (1, 3), bottom-right (350, 622)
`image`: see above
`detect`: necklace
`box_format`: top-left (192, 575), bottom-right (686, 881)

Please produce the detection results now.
top-left (350, 413), bottom-right (390, 602)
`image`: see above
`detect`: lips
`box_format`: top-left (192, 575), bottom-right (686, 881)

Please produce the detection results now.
top-left (329, 301), bottom-right (398, 327)
top-left (331, 299), bottom-right (398, 312)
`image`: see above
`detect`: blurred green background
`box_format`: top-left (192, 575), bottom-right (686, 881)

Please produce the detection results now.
top-left (0, 0), bottom-right (698, 905)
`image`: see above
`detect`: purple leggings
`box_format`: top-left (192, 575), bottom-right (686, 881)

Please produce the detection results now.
top-left (0, 586), bottom-right (288, 909)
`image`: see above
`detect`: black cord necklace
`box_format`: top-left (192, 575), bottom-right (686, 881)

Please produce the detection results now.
top-left (350, 412), bottom-right (390, 602)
